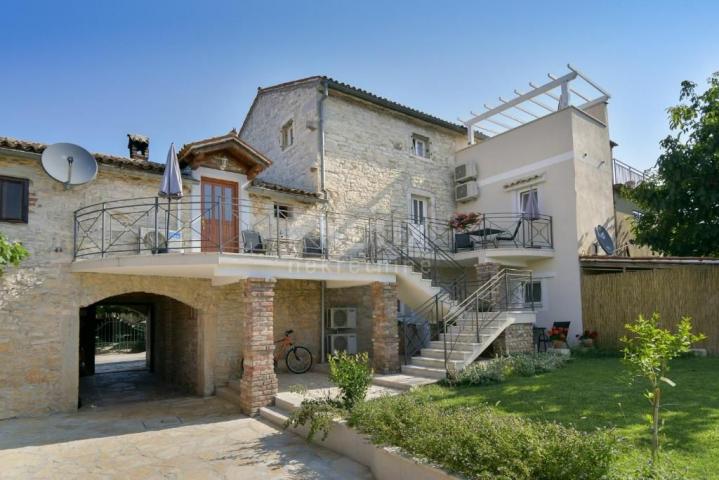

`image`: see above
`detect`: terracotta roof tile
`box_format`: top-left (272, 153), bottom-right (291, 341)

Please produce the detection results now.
top-left (0, 136), bottom-right (165, 174)
top-left (250, 179), bottom-right (322, 199)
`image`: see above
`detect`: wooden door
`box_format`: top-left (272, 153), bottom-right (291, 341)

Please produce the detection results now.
top-left (201, 177), bottom-right (239, 253)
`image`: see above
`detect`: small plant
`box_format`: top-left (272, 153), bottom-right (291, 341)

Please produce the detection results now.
top-left (577, 330), bottom-right (599, 347)
top-left (448, 212), bottom-right (481, 232)
top-left (328, 351), bottom-right (373, 409)
top-left (0, 232), bottom-right (28, 275)
top-left (621, 312), bottom-right (705, 464)
top-left (285, 352), bottom-right (374, 441)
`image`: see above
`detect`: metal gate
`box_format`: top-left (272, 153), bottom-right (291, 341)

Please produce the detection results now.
top-left (95, 305), bottom-right (148, 354)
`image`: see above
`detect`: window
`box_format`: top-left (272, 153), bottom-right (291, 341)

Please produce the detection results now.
top-left (411, 196), bottom-right (427, 225)
top-left (273, 204), bottom-right (292, 219)
top-left (0, 176), bottom-right (29, 223)
top-left (519, 188), bottom-right (539, 219)
top-left (412, 134), bottom-right (430, 158)
top-left (280, 120), bottom-right (294, 150)
top-left (523, 280), bottom-right (542, 307)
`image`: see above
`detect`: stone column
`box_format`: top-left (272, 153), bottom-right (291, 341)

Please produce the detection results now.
top-left (239, 278), bottom-right (278, 415)
top-left (370, 282), bottom-right (400, 374)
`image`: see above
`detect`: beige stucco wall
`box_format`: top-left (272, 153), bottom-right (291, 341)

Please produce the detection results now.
top-left (240, 83), bottom-right (321, 193)
top-left (452, 107), bottom-right (614, 340)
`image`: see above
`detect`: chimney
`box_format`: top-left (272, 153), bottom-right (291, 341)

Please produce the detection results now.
top-left (127, 134), bottom-right (149, 161)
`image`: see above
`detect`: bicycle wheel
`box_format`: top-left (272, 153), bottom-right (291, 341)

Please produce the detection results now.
top-left (285, 346), bottom-right (313, 374)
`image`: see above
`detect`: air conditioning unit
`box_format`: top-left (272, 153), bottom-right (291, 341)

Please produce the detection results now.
top-left (454, 162), bottom-right (478, 183)
top-left (329, 334), bottom-right (358, 354)
top-left (139, 227), bottom-right (182, 254)
top-left (329, 307), bottom-right (357, 329)
top-left (455, 181), bottom-right (479, 202)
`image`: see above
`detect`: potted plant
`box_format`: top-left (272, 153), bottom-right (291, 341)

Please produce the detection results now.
top-left (449, 212), bottom-right (481, 232)
top-left (548, 327), bottom-right (568, 348)
top-left (577, 330), bottom-right (598, 347)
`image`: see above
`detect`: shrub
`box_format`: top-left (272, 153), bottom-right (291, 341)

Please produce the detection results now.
top-left (447, 352), bottom-right (569, 386)
top-left (349, 394), bottom-right (617, 480)
top-left (285, 352), bottom-right (373, 440)
top-left (328, 351), bottom-right (373, 409)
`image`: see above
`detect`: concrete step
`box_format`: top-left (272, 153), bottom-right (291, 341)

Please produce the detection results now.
top-left (411, 356), bottom-right (464, 370)
top-left (401, 364), bottom-right (447, 380)
top-left (259, 405), bottom-right (289, 428)
top-left (417, 348), bottom-right (470, 361)
top-left (372, 373), bottom-right (437, 391)
top-left (440, 333), bottom-right (491, 343)
top-left (428, 340), bottom-right (477, 351)
top-left (216, 386), bottom-right (242, 407)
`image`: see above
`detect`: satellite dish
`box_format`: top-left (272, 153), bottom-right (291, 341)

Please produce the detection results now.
top-left (594, 225), bottom-right (615, 255)
top-left (41, 143), bottom-right (98, 187)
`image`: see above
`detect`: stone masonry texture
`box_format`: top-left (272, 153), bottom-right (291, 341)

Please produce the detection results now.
top-left (238, 278), bottom-right (279, 415)
top-left (370, 282), bottom-right (400, 374)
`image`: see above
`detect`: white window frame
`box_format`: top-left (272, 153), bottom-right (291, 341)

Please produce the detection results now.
top-left (273, 203), bottom-right (292, 219)
top-left (411, 134), bottom-right (430, 159)
top-left (280, 120), bottom-right (294, 150)
top-left (518, 187), bottom-right (540, 219)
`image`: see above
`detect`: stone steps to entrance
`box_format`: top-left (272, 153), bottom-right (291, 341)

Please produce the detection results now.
top-left (400, 364), bottom-right (447, 380)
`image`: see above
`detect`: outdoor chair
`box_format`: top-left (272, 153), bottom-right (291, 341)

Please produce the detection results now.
top-left (493, 220), bottom-right (522, 247)
top-left (552, 321), bottom-right (571, 349)
top-left (302, 236), bottom-right (326, 258)
top-left (534, 326), bottom-right (550, 352)
top-left (241, 230), bottom-right (266, 254)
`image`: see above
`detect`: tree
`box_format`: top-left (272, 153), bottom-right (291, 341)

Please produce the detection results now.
top-left (621, 313), bottom-right (705, 464)
top-left (0, 232), bottom-right (28, 275)
top-left (627, 73), bottom-right (719, 256)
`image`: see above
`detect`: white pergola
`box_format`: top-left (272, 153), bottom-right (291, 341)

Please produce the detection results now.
top-left (460, 64), bottom-right (610, 144)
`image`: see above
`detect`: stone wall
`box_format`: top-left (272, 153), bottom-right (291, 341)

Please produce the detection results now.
top-left (273, 280), bottom-right (322, 370)
top-left (485, 323), bottom-right (534, 356)
top-left (154, 296), bottom-right (199, 394)
top-left (324, 93), bottom-right (463, 221)
top-left (240, 83), bottom-right (321, 193)
top-left (370, 282), bottom-right (400, 373)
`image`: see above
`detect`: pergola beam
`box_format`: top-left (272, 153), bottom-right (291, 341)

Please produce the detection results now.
top-left (464, 71), bottom-right (577, 126)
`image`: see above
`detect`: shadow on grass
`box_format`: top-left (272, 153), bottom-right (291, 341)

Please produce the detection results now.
top-left (414, 357), bottom-right (719, 458)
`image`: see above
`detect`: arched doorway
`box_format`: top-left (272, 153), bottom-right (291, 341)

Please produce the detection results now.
top-left (78, 292), bottom-right (200, 408)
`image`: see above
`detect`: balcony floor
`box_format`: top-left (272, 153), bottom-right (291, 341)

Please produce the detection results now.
top-left (70, 252), bottom-right (406, 287)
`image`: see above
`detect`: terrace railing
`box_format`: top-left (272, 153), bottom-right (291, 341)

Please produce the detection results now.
top-left (451, 213), bottom-right (553, 251)
top-left (613, 158), bottom-right (647, 186)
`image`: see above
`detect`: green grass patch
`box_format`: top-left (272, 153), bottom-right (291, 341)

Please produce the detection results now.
top-left (406, 357), bottom-right (719, 478)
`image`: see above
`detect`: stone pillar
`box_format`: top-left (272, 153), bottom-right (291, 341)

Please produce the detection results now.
top-left (239, 278), bottom-right (278, 415)
top-left (370, 282), bottom-right (400, 374)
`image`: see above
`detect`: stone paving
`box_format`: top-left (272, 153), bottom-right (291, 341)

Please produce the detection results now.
top-left (0, 395), bottom-right (373, 479)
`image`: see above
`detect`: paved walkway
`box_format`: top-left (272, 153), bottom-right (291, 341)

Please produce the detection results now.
top-left (95, 352), bottom-right (147, 374)
top-left (0, 395), bottom-right (373, 479)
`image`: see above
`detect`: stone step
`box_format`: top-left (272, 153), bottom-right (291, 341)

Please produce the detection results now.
top-left (411, 356), bottom-right (464, 370)
top-left (372, 373), bottom-right (438, 391)
top-left (428, 340), bottom-right (477, 351)
top-left (259, 405), bottom-right (289, 428)
top-left (417, 348), bottom-right (470, 360)
top-left (440, 333), bottom-right (491, 343)
top-left (216, 386), bottom-right (242, 407)
top-left (401, 364), bottom-right (447, 380)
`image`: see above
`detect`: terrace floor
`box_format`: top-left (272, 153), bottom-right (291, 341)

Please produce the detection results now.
top-left (0, 395), bottom-right (372, 479)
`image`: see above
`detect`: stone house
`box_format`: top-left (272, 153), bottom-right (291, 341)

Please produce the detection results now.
top-left (1, 69), bottom-right (638, 419)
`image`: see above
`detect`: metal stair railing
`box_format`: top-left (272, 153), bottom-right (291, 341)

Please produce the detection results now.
top-left (440, 268), bottom-right (535, 373)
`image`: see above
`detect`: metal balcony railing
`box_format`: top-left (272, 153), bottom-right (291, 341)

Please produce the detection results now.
top-left (613, 158), bottom-right (647, 186)
top-left (72, 197), bottom-right (553, 260)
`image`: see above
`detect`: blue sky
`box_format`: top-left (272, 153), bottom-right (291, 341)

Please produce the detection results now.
top-left (2, 0), bottom-right (717, 170)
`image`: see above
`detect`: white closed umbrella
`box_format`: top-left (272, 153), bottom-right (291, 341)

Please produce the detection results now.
top-left (158, 143), bottom-right (183, 252)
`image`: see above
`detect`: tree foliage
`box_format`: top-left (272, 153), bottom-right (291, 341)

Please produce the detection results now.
top-left (0, 232), bottom-right (28, 274)
top-left (621, 312), bottom-right (705, 464)
top-left (627, 73), bottom-right (719, 256)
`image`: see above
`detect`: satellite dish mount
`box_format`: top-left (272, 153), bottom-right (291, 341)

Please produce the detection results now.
top-left (41, 143), bottom-right (98, 189)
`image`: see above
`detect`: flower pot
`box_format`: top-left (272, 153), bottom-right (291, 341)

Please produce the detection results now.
top-left (580, 338), bottom-right (594, 348)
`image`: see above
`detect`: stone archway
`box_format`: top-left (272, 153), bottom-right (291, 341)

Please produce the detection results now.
top-left (77, 287), bottom-right (208, 408)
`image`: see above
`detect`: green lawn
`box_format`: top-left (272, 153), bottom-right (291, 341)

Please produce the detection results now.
top-left (409, 357), bottom-right (719, 478)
